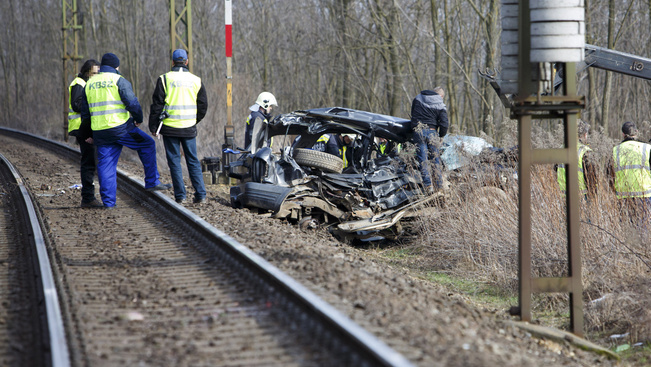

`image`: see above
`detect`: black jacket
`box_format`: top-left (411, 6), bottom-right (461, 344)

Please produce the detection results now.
top-left (410, 90), bottom-right (449, 137)
top-left (148, 66), bottom-right (208, 138)
top-left (69, 80), bottom-right (85, 137)
top-left (245, 109), bottom-right (271, 150)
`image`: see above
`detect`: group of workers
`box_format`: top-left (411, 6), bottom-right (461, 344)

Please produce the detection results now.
top-left (67, 45), bottom-right (449, 207)
top-left (68, 50), bottom-right (207, 208)
top-left (558, 119), bottom-right (651, 218)
top-left (73, 51), bottom-right (650, 218)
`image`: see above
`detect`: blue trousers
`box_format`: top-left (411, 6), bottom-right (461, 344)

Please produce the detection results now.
top-left (414, 128), bottom-right (443, 188)
top-left (96, 127), bottom-right (161, 207)
top-left (163, 136), bottom-right (206, 201)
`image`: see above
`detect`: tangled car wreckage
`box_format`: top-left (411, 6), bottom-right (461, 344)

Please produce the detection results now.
top-left (227, 107), bottom-right (515, 241)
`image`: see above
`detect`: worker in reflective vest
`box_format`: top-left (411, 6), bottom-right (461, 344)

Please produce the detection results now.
top-left (326, 134), bottom-right (352, 169)
top-left (311, 134), bottom-right (351, 168)
top-left (80, 53), bottom-right (170, 208)
top-left (149, 49), bottom-right (208, 204)
top-left (312, 134), bottom-right (331, 152)
top-left (68, 59), bottom-right (103, 208)
top-left (556, 120), bottom-right (595, 199)
top-left (609, 121), bottom-right (651, 219)
top-left (377, 137), bottom-right (401, 157)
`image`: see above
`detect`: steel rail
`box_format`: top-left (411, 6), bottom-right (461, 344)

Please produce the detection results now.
top-left (0, 127), bottom-right (414, 367)
top-left (0, 151), bottom-right (71, 367)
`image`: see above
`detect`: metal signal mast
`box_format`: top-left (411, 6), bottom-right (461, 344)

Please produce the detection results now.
top-left (62, 0), bottom-right (82, 140)
top-left (170, 0), bottom-right (193, 72)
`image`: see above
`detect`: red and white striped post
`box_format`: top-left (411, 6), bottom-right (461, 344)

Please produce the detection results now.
top-left (222, 0), bottom-right (235, 180)
top-left (225, 0), bottom-right (232, 125)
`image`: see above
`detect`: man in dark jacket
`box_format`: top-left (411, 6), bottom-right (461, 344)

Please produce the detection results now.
top-left (410, 87), bottom-right (448, 192)
top-left (245, 92), bottom-right (277, 153)
top-left (79, 53), bottom-right (171, 208)
top-left (149, 49), bottom-right (208, 204)
top-left (68, 59), bottom-right (102, 207)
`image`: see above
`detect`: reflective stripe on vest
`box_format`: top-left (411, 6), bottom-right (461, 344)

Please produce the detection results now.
top-left (613, 140), bottom-right (651, 198)
top-left (85, 73), bottom-right (129, 131)
top-left (67, 77), bottom-right (85, 132)
top-left (162, 70), bottom-right (201, 128)
top-left (557, 143), bottom-right (591, 194)
top-left (339, 146), bottom-right (349, 168)
top-left (316, 134), bottom-right (330, 143)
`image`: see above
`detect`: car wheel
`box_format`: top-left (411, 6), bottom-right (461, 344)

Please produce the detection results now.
top-left (293, 148), bottom-right (343, 173)
top-left (251, 157), bottom-right (267, 183)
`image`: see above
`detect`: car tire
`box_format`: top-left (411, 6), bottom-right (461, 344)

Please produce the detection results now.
top-left (293, 148), bottom-right (344, 173)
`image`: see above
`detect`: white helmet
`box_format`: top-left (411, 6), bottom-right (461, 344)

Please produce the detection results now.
top-left (255, 92), bottom-right (278, 110)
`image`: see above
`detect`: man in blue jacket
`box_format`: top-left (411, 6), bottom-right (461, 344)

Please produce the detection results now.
top-left (410, 87), bottom-right (448, 193)
top-left (79, 53), bottom-right (170, 208)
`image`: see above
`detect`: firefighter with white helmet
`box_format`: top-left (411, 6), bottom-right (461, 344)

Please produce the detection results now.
top-left (245, 92), bottom-right (277, 152)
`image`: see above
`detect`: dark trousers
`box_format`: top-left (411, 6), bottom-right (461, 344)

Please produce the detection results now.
top-left (413, 128), bottom-right (443, 188)
top-left (163, 136), bottom-right (206, 202)
top-left (75, 136), bottom-right (98, 203)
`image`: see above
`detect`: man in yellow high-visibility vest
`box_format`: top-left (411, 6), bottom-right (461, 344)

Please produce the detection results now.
top-left (79, 53), bottom-right (170, 208)
top-left (609, 121), bottom-right (651, 220)
top-left (68, 59), bottom-right (102, 208)
top-left (555, 119), bottom-right (596, 200)
top-left (149, 49), bottom-right (208, 204)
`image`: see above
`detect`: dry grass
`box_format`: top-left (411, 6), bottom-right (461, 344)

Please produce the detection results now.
top-left (406, 124), bottom-right (651, 345)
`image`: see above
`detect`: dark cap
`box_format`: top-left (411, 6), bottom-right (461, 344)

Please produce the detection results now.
top-left (172, 49), bottom-right (188, 62)
top-left (101, 53), bottom-right (120, 69)
top-left (622, 121), bottom-right (638, 137)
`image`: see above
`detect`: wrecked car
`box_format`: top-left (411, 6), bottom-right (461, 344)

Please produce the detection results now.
top-left (227, 107), bottom-right (440, 240)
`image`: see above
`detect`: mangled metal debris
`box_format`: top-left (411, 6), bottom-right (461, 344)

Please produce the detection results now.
top-left (227, 107), bottom-right (513, 240)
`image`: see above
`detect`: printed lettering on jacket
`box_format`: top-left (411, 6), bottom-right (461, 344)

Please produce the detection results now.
top-left (170, 80), bottom-right (195, 88)
top-left (87, 80), bottom-right (115, 90)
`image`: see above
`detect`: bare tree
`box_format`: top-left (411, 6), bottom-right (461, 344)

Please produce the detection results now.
top-left (3, 0), bottom-right (651, 149)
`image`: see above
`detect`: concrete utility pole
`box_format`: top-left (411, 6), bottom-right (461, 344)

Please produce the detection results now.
top-left (502, 0), bottom-right (586, 336)
top-left (62, 0), bottom-right (82, 141)
top-left (170, 0), bottom-right (193, 72)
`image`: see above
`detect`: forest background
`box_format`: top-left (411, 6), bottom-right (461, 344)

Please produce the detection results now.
top-left (1, 0), bottom-right (650, 157)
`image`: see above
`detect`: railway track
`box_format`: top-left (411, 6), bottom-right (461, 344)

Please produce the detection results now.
top-left (0, 128), bottom-right (413, 367)
top-left (0, 150), bottom-right (68, 366)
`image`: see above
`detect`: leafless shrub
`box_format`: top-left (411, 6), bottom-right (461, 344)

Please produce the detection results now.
top-left (412, 122), bottom-right (651, 343)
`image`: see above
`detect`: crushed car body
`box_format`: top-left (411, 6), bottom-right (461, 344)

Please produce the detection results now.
top-left (227, 107), bottom-right (437, 240)
top-left (226, 107), bottom-right (516, 240)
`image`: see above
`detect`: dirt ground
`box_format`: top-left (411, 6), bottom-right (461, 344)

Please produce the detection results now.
top-left (167, 180), bottom-right (618, 366)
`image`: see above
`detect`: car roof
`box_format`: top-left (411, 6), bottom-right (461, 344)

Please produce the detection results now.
top-left (304, 107), bottom-right (410, 125)
top-left (270, 107), bottom-right (412, 143)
